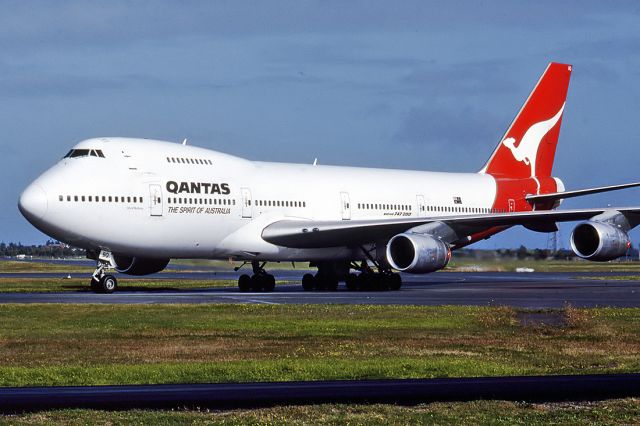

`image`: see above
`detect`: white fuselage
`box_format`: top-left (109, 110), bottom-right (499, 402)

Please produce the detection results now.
top-left (20, 138), bottom-right (499, 261)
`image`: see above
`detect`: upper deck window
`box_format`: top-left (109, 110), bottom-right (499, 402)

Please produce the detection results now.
top-left (64, 149), bottom-right (105, 159)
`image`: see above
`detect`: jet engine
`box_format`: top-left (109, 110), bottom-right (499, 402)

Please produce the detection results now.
top-left (386, 233), bottom-right (451, 273)
top-left (570, 221), bottom-right (630, 262)
top-left (113, 254), bottom-right (170, 276)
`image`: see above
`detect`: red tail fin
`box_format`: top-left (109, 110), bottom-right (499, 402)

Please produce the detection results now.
top-left (480, 62), bottom-right (572, 178)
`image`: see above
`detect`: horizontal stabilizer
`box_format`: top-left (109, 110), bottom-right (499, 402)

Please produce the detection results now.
top-left (526, 182), bottom-right (640, 204)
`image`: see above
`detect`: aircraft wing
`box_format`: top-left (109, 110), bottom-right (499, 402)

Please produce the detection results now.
top-left (261, 207), bottom-right (640, 249)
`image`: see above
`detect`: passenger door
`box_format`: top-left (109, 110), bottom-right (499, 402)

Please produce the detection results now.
top-left (149, 184), bottom-right (163, 217)
top-left (241, 187), bottom-right (252, 218)
top-left (340, 192), bottom-right (351, 220)
top-left (416, 195), bottom-right (426, 217)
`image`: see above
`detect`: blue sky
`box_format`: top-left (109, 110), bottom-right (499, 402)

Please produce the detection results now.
top-left (2, 1), bottom-right (640, 249)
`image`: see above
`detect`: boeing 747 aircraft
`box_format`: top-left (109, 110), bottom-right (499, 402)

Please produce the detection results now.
top-left (18, 63), bottom-right (640, 293)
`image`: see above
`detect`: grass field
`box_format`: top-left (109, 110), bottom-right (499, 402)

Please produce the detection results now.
top-left (0, 277), bottom-right (262, 292)
top-left (447, 257), bottom-right (640, 273)
top-left (1, 304), bottom-right (639, 422)
top-left (0, 304), bottom-right (639, 387)
top-left (4, 257), bottom-right (640, 276)
top-left (3, 399), bottom-right (640, 424)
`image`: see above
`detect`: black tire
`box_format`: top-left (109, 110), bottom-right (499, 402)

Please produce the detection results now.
top-left (90, 278), bottom-right (101, 293)
top-left (302, 273), bottom-right (316, 291)
top-left (389, 273), bottom-right (402, 291)
top-left (345, 273), bottom-right (358, 291)
top-left (250, 274), bottom-right (264, 292)
top-left (326, 277), bottom-right (339, 291)
top-left (376, 274), bottom-right (390, 291)
top-left (263, 274), bottom-right (276, 292)
top-left (356, 273), bottom-right (367, 291)
top-left (238, 274), bottom-right (251, 292)
top-left (100, 275), bottom-right (117, 294)
top-left (314, 274), bottom-right (327, 291)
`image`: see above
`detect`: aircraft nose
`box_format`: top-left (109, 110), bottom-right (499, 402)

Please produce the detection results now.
top-left (18, 183), bottom-right (48, 221)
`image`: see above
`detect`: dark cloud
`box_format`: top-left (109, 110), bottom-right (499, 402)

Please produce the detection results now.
top-left (0, 1), bottom-right (627, 51)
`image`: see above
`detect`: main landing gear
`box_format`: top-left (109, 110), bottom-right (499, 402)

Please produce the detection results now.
top-left (89, 250), bottom-right (118, 294)
top-left (237, 261), bottom-right (276, 292)
top-left (301, 260), bottom-right (402, 292)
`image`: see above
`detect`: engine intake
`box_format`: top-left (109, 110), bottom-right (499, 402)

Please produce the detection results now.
top-left (386, 233), bottom-right (451, 273)
top-left (570, 221), bottom-right (630, 262)
top-left (113, 254), bottom-right (170, 276)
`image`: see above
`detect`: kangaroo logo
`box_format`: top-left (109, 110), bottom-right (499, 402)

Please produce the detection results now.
top-left (502, 103), bottom-right (565, 180)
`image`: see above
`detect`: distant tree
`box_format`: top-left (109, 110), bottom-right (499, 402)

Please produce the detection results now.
top-left (533, 248), bottom-right (548, 260)
top-left (516, 245), bottom-right (528, 260)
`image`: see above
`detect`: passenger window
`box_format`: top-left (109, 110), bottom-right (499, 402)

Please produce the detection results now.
top-left (88, 196), bottom-right (92, 202)
top-left (59, 195), bottom-right (63, 201)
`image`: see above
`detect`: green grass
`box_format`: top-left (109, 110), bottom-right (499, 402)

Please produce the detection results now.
top-left (0, 305), bottom-right (639, 387)
top-left (5, 257), bottom-right (640, 276)
top-left (2, 399), bottom-right (640, 424)
top-left (447, 257), bottom-right (640, 272)
top-left (0, 278), bottom-right (284, 292)
top-left (0, 260), bottom-right (92, 273)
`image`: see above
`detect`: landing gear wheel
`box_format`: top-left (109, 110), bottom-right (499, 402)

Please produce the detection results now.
top-left (250, 274), bottom-right (264, 292)
top-left (389, 273), bottom-right (402, 291)
top-left (325, 277), bottom-right (339, 291)
top-left (99, 275), bottom-right (117, 294)
top-left (345, 273), bottom-right (358, 291)
top-left (90, 278), bottom-right (101, 293)
top-left (376, 274), bottom-right (390, 291)
top-left (302, 273), bottom-right (316, 291)
top-left (238, 274), bottom-right (251, 292)
top-left (314, 274), bottom-right (327, 291)
top-left (356, 273), bottom-right (372, 291)
top-left (263, 274), bottom-right (276, 292)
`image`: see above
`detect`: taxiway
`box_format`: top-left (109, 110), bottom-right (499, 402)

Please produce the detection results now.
top-left (0, 271), bottom-right (638, 308)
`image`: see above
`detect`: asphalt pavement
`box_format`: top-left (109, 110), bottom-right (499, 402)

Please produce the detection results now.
top-left (1, 271), bottom-right (639, 308)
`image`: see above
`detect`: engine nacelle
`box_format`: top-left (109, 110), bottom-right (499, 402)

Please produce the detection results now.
top-left (570, 221), bottom-right (630, 262)
top-left (113, 254), bottom-right (170, 276)
top-left (386, 233), bottom-right (451, 273)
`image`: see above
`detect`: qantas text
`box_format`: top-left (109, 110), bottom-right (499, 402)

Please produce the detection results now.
top-left (166, 181), bottom-right (230, 195)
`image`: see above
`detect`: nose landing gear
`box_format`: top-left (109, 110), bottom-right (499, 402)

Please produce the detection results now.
top-left (89, 250), bottom-right (118, 294)
top-left (238, 261), bottom-right (276, 292)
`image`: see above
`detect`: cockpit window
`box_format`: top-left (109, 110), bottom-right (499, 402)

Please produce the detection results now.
top-left (64, 149), bottom-right (105, 159)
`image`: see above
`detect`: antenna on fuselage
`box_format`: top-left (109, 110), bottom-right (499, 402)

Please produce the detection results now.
top-left (313, 158), bottom-right (318, 166)
top-left (182, 138), bottom-right (188, 146)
